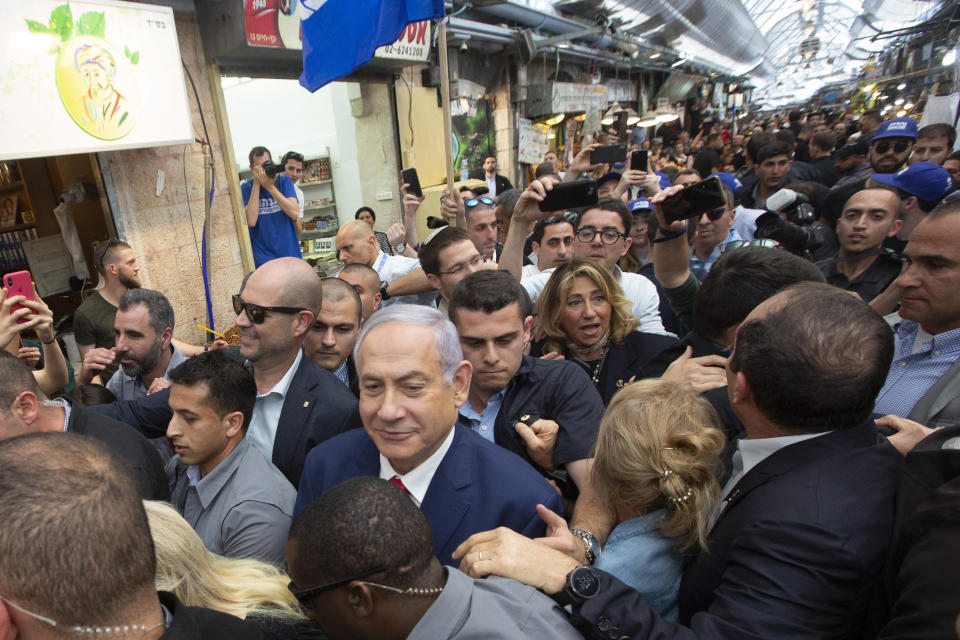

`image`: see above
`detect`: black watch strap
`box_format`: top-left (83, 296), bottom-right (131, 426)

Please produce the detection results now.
top-left (379, 280), bottom-right (391, 301)
top-left (553, 566), bottom-right (602, 608)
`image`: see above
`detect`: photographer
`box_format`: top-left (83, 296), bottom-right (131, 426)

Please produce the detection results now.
top-left (754, 182), bottom-right (838, 261)
top-left (815, 189), bottom-right (902, 303)
top-left (242, 146), bottom-right (301, 267)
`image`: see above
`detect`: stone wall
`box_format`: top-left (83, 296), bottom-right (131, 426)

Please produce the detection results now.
top-left (103, 11), bottom-right (244, 345)
top-left (352, 83), bottom-right (403, 227)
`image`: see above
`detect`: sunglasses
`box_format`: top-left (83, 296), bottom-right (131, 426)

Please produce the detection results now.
top-left (873, 140), bottom-right (911, 154)
top-left (720, 238), bottom-right (782, 254)
top-left (95, 238), bottom-right (125, 273)
top-left (287, 566), bottom-right (385, 606)
top-left (704, 207), bottom-right (727, 222)
top-left (232, 294), bottom-right (306, 324)
top-left (464, 197), bottom-right (495, 208)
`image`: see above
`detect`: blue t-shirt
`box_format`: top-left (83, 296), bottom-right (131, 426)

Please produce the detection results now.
top-left (241, 175), bottom-right (302, 267)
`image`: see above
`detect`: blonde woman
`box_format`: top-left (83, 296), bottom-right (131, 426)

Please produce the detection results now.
top-left (591, 379), bottom-right (725, 621)
top-left (535, 260), bottom-right (682, 404)
top-left (144, 501), bottom-right (319, 639)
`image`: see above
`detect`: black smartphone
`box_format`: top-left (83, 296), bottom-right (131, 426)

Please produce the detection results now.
top-left (401, 167), bottom-right (422, 198)
top-left (660, 176), bottom-right (727, 224)
top-left (590, 144), bottom-right (627, 165)
top-left (630, 149), bottom-right (648, 172)
top-left (538, 179), bottom-right (599, 212)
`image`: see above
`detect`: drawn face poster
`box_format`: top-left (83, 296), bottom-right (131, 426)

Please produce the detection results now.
top-left (1, 1), bottom-right (192, 160)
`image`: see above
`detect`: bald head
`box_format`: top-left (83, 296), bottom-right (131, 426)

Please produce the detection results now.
top-left (338, 264), bottom-right (381, 320)
top-left (336, 220), bottom-right (379, 266)
top-left (249, 257), bottom-right (322, 313)
top-left (838, 188), bottom-right (902, 255)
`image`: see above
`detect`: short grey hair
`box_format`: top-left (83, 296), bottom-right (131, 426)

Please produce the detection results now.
top-left (118, 289), bottom-right (175, 337)
top-left (353, 304), bottom-right (463, 385)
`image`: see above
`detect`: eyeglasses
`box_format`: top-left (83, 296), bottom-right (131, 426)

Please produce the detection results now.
top-left (576, 227), bottom-right (626, 245)
top-left (287, 566), bottom-right (385, 606)
top-left (704, 207), bottom-right (727, 222)
top-left (464, 197), bottom-right (495, 209)
top-left (873, 140), bottom-right (911, 154)
top-left (720, 238), bottom-right (782, 254)
top-left (0, 593), bottom-right (163, 636)
top-left (438, 254), bottom-right (487, 276)
top-left (232, 294), bottom-right (307, 324)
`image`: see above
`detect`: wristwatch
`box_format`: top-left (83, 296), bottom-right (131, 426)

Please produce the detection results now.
top-left (553, 566), bottom-right (602, 608)
top-left (379, 280), bottom-right (391, 301)
top-left (394, 242), bottom-right (407, 253)
top-left (570, 528), bottom-right (601, 565)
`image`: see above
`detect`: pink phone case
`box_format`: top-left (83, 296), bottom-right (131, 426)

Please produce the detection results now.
top-left (4, 270), bottom-right (34, 324)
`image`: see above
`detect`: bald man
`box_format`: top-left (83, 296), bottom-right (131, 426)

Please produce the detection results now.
top-left (819, 189), bottom-right (903, 303)
top-left (91, 258), bottom-right (360, 487)
top-left (338, 263), bottom-right (381, 321)
top-left (305, 278), bottom-right (362, 394)
top-left (335, 220), bottom-right (434, 307)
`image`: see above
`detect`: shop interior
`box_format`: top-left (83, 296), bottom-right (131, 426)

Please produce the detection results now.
top-left (221, 77), bottom-right (371, 274)
top-left (0, 154), bottom-right (114, 371)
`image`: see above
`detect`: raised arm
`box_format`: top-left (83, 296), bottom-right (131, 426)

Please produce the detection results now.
top-left (499, 178), bottom-right (556, 281)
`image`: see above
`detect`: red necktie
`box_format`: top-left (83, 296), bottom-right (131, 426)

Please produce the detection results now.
top-left (389, 475), bottom-right (410, 495)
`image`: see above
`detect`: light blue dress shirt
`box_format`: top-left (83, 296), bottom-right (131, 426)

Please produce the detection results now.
top-left (874, 320), bottom-right (960, 418)
top-left (459, 389), bottom-right (505, 443)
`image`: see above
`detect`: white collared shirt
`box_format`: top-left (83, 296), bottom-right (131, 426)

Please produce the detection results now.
top-left (246, 350), bottom-right (303, 459)
top-left (486, 174), bottom-right (497, 197)
top-left (373, 250), bottom-right (436, 307)
top-left (378, 426), bottom-right (456, 507)
top-left (521, 265), bottom-right (669, 336)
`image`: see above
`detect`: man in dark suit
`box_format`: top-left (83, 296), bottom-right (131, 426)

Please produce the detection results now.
top-left (482, 155), bottom-right (513, 197)
top-left (0, 352), bottom-right (168, 500)
top-left (454, 282), bottom-right (903, 639)
top-left (92, 258), bottom-right (359, 487)
top-left (295, 304), bottom-right (562, 567)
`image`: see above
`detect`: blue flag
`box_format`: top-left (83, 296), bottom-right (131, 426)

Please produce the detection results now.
top-left (300, 0), bottom-right (445, 92)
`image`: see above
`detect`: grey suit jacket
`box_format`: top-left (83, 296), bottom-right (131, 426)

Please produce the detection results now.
top-left (908, 358), bottom-right (960, 428)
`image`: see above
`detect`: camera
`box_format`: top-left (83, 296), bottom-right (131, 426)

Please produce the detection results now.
top-left (755, 188), bottom-right (828, 257)
top-left (260, 160), bottom-right (283, 179)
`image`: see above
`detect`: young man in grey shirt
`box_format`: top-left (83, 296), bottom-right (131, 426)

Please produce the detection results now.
top-left (165, 350), bottom-right (295, 566)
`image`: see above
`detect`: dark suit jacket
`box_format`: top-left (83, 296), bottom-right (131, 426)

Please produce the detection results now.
top-left (67, 402), bottom-right (169, 500)
top-left (91, 350), bottom-right (360, 487)
top-left (159, 591), bottom-right (269, 639)
top-left (295, 425), bottom-right (564, 567)
top-left (492, 174), bottom-right (513, 196)
top-left (868, 426), bottom-right (960, 639)
top-left (569, 422), bottom-right (902, 639)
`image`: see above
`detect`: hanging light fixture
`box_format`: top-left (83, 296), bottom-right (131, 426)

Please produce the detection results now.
top-left (636, 111), bottom-right (660, 127)
top-left (601, 102), bottom-right (622, 126)
top-left (624, 107), bottom-right (641, 126)
top-left (544, 113), bottom-right (565, 126)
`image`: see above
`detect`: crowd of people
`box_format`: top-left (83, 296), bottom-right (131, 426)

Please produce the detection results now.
top-left (1, 102), bottom-right (959, 640)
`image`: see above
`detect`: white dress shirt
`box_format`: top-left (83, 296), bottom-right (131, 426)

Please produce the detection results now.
top-left (521, 266), bottom-right (669, 336)
top-left (379, 427), bottom-right (456, 507)
top-left (374, 250), bottom-right (436, 307)
top-left (486, 174), bottom-right (497, 197)
top-left (245, 350), bottom-right (302, 460)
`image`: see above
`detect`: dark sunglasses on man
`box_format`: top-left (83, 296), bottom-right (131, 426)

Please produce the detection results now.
top-left (702, 206), bottom-right (727, 222)
top-left (873, 140), bottom-right (911, 154)
top-left (232, 294), bottom-right (306, 324)
top-left (720, 238), bottom-right (782, 254)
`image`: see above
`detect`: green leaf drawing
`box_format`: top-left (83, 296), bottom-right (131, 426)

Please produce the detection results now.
top-left (49, 4), bottom-right (75, 41)
top-left (130, 51), bottom-right (140, 65)
top-left (77, 11), bottom-right (105, 38)
top-left (24, 19), bottom-right (54, 34)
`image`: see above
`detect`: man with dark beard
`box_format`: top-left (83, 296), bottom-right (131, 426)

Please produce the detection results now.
top-left (89, 289), bottom-right (185, 401)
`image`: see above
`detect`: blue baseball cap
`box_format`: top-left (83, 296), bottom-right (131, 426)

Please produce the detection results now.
top-left (873, 117), bottom-right (918, 142)
top-left (628, 197), bottom-right (652, 213)
top-left (654, 171), bottom-right (671, 189)
top-left (597, 171), bottom-right (622, 189)
top-left (871, 161), bottom-right (953, 202)
top-left (708, 171), bottom-right (742, 195)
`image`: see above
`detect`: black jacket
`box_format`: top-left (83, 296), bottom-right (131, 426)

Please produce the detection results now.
top-left (570, 422), bottom-right (902, 639)
top-left (67, 402), bottom-right (168, 500)
top-left (458, 356), bottom-right (604, 472)
top-left (90, 349), bottom-right (360, 488)
top-left (159, 591), bottom-right (269, 639)
top-left (868, 426), bottom-right (960, 639)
